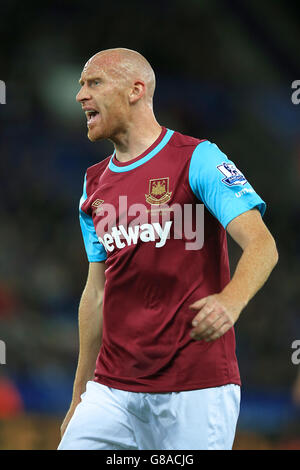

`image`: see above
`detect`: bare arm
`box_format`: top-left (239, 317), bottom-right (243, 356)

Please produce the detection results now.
top-left (189, 209), bottom-right (278, 341)
top-left (61, 261), bottom-right (105, 436)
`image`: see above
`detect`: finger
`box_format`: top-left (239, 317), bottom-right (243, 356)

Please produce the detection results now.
top-left (204, 322), bottom-right (232, 342)
top-left (201, 316), bottom-right (227, 340)
top-left (191, 304), bottom-right (216, 327)
top-left (190, 311), bottom-right (221, 339)
top-left (199, 316), bottom-right (224, 339)
top-left (191, 302), bottom-right (222, 328)
top-left (189, 297), bottom-right (207, 311)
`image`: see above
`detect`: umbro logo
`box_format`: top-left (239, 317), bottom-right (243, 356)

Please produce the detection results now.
top-left (92, 198), bottom-right (104, 208)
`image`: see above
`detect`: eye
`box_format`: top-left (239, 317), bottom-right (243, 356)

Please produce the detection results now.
top-left (93, 80), bottom-right (101, 86)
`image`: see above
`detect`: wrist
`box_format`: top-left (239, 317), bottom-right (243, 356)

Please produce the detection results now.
top-left (218, 285), bottom-right (249, 319)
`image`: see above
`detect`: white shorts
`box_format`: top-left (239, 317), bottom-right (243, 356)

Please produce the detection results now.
top-left (58, 381), bottom-right (240, 450)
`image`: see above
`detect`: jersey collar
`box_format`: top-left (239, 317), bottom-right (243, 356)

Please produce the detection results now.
top-left (108, 127), bottom-right (174, 173)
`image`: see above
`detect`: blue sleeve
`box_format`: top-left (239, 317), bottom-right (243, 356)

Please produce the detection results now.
top-left (79, 174), bottom-right (107, 262)
top-left (189, 140), bottom-right (266, 229)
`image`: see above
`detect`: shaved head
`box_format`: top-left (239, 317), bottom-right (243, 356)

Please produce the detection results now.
top-left (83, 48), bottom-right (156, 104)
top-left (77, 48), bottom-right (159, 143)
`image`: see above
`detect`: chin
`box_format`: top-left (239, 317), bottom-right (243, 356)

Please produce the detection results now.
top-left (87, 128), bottom-right (105, 142)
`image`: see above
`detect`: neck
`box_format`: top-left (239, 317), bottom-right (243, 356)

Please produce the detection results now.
top-left (110, 108), bottom-right (162, 163)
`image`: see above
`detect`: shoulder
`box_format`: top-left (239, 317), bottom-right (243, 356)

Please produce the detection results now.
top-left (167, 129), bottom-right (216, 168)
top-left (188, 139), bottom-right (237, 189)
top-left (85, 155), bottom-right (111, 196)
top-left (189, 140), bottom-right (229, 169)
top-left (169, 128), bottom-right (227, 158)
top-left (169, 129), bottom-right (207, 153)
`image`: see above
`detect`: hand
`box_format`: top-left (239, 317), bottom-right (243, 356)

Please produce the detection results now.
top-left (189, 293), bottom-right (242, 342)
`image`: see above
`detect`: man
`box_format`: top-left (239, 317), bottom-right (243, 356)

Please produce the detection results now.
top-left (58, 48), bottom-right (278, 450)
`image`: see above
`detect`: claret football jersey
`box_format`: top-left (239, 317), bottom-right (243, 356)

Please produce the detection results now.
top-left (79, 127), bottom-right (266, 392)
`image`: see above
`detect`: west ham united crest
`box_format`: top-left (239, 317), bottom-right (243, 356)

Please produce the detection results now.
top-left (145, 177), bottom-right (172, 205)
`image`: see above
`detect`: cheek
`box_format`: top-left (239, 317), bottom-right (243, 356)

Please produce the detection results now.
top-left (107, 98), bottom-right (127, 120)
top-left (110, 87), bottom-right (128, 107)
top-left (98, 87), bottom-right (128, 121)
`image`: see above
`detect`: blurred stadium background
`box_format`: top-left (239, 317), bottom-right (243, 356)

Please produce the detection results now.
top-left (0, 0), bottom-right (300, 450)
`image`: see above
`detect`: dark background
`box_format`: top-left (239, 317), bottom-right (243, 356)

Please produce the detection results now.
top-left (0, 0), bottom-right (300, 450)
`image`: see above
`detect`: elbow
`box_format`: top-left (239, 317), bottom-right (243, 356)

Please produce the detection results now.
top-left (269, 235), bottom-right (279, 269)
top-left (273, 245), bottom-right (279, 267)
top-left (255, 231), bottom-right (279, 271)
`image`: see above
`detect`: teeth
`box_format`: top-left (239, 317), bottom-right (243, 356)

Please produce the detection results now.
top-left (85, 110), bottom-right (97, 118)
top-left (86, 111), bottom-right (99, 126)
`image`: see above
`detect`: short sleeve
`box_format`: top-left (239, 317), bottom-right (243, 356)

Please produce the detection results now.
top-left (189, 141), bottom-right (266, 229)
top-left (79, 173), bottom-right (107, 262)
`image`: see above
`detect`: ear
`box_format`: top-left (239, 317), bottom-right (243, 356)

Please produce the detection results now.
top-left (128, 80), bottom-right (145, 104)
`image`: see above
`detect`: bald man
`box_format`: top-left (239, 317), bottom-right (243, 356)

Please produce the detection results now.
top-left (58, 48), bottom-right (278, 450)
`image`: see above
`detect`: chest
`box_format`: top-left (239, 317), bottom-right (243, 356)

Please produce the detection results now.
top-left (92, 156), bottom-right (195, 222)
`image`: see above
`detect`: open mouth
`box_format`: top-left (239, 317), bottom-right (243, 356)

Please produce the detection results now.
top-left (85, 110), bottom-right (100, 127)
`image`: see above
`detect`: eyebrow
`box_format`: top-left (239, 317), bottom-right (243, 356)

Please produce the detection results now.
top-left (78, 76), bottom-right (102, 86)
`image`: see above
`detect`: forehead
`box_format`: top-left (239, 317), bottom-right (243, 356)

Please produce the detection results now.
top-left (79, 63), bottom-right (104, 82)
top-left (80, 54), bottom-right (119, 79)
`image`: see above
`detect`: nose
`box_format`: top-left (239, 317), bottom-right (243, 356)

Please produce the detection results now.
top-left (76, 85), bottom-right (91, 103)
